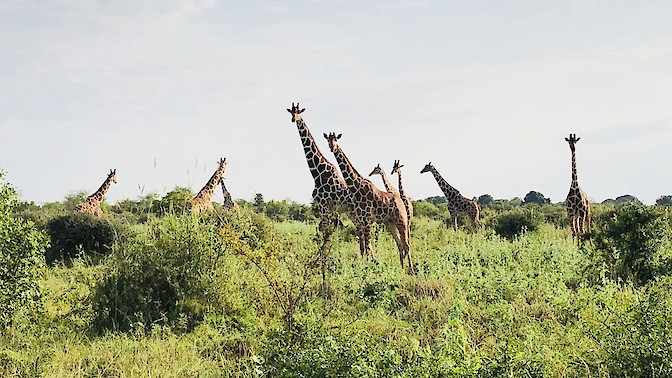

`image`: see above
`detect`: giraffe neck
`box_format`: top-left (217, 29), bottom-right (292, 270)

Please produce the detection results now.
top-left (378, 170), bottom-right (396, 193)
top-left (195, 165), bottom-right (225, 200)
top-left (89, 175), bottom-right (114, 203)
top-left (430, 168), bottom-right (462, 201)
top-left (295, 119), bottom-right (346, 188)
top-left (570, 148), bottom-right (580, 188)
top-left (220, 178), bottom-right (234, 203)
top-left (396, 169), bottom-right (407, 199)
top-left (331, 144), bottom-right (364, 188)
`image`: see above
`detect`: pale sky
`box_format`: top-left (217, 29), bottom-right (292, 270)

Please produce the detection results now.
top-left (1, 0), bottom-right (671, 205)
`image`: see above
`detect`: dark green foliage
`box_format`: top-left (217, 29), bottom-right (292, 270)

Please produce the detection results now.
top-left (110, 193), bottom-right (159, 223)
top-left (45, 213), bottom-right (116, 264)
top-left (477, 194), bottom-right (494, 208)
top-left (0, 171), bottom-right (47, 329)
top-left (523, 190), bottom-right (550, 206)
top-left (412, 200), bottom-right (442, 219)
top-left (656, 195), bottom-right (672, 206)
top-left (423, 196), bottom-right (447, 206)
top-left (537, 203), bottom-right (568, 228)
top-left (490, 208), bottom-right (542, 239)
top-left (591, 205), bottom-right (670, 286)
top-left (601, 194), bottom-right (642, 205)
top-left (152, 187), bottom-right (193, 215)
top-left (250, 193), bottom-right (315, 222)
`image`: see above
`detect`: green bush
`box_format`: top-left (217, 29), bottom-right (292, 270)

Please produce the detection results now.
top-left (92, 209), bottom-right (273, 333)
top-left (599, 278), bottom-right (672, 376)
top-left (0, 171), bottom-right (47, 329)
top-left (45, 213), bottom-right (116, 264)
top-left (489, 208), bottom-right (542, 239)
top-left (93, 215), bottom-right (224, 332)
top-left (591, 205), bottom-right (670, 286)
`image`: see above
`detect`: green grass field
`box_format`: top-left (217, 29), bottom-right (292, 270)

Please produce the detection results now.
top-left (2, 198), bottom-right (672, 377)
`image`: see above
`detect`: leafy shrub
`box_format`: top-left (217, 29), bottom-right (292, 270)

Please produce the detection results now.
top-left (152, 187), bottom-right (192, 215)
top-left (489, 208), bottom-right (542, 239)
top-left (45, 213), bottom-right (116, 264)
top-left (93, 209), bottom-right (273, 333)
top-left (0, 171), bottom-right (47, 329)
top-left (413, 200), bottom-right (441, 219)
top-left (523, 190), bottom-right (550, 206)
top-left (599, 278), bottom-right (672, 376)
top-left (591, 205), bottom-right (670, 286)
top-left (93, 215), bottom-right (224, 332)
top-left (656, 195), bottom-right (672, 206)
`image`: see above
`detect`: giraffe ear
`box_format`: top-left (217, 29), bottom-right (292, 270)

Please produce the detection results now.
top-left (337, 134), bottom-right (342, 139)
top-left (565, 137), bottom-right (570, 142)
top-left (287, 108), bottom-right (292, 113)
top-left (323, 133), bottom-right (328, 139)
top-left (300, 108), bottom-right (305, 113)
top-left (576, 137), bottom-right (580, 142)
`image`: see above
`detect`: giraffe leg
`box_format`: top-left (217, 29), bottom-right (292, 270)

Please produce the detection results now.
top-left (470, 212), bottom-right (480, 230)
top-left (357, 226), bottom-right (372, 260)
top-left (401, 225), bottom-right (413, 274)
top-left (386, 222), bottom-right (411, 272)
top-left (452, 215), bottom-right (458, 231)
top-left (572, 215), bottom-right (580, 243)
top-left (386, 224), bottom-right (404, 269)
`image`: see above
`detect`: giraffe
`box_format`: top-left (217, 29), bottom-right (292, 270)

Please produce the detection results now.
top-left (420, 163), bottom-right (480, 230)
top-left (287, 103), bottom-right (351, 232)
top-left (565, 133), bottom-right (591, 242)
top-left (368, 163), bottom-right (397, 193)
top-left (188, 158), bottom-right (227, 214)
top-left (219, 176), bottom-right (238, 211)
top-left (391, 160), bottom-right (414, 227)
top-left (325, 132), bottom-right (413, 273)
top-left (73, 169), bottom-right (117, 217)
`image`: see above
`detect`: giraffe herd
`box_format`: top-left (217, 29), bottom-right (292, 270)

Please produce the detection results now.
top-left (73, 160), bottom-right (237, 217)
top-left (73, 102), bottom-right (592, 273)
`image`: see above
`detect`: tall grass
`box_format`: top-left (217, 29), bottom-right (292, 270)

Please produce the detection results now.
top-left (1, 210), bottom-right (671, 377)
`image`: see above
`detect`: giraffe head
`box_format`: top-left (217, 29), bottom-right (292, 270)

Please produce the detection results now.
top-left (420, 162), bottom-right (434, 174)
top-left (323, 132), bottom-right (342, 153)
top-left (108, 169), bottom-right (117, 184)
top-left (216, 158), bottom-right (227, 177)
top-left (287, 102), bottom-right (306, 123)
top-left (368, 163), bottom-right (384, 177)
top-left (565, 133), bottom-right (580, 151)
top-left (391, 160), bottom-right (404, 175)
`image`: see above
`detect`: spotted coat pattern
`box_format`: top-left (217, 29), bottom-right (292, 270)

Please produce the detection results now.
top-left (420, 163), bottom-right (480, 229)
top-left (325, 133), bottom-right (413, 273)
top-left (391, 160), bottom-right (414, 227)
top-left (287, 103), bottom-right (351, 230)
top-left (73, 169), bottom-right (117, 217)
top-left (189, 158), bottom-right (227, 214)
top-left (565, 134), bottom-right (591, 242)
top-left (219, 176), bottom-right (238, 211)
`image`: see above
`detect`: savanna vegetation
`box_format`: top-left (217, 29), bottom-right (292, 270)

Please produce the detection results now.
top-left (2, 170), bottom-right (672, 377)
